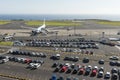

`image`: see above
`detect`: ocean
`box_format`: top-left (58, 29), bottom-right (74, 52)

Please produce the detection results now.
top-left (0, 14), bottom-right (120, 21)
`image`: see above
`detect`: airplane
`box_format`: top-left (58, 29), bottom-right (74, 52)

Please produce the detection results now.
top-left (21, 19), bottom-right (48, 36)
top-left (3, 33), bottom-right (16, 41)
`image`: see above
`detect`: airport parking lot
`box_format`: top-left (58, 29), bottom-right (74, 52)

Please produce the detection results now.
top-left (0, 44), bottom-right (119, 80)
top-left (0, 21), bottom-right (120, 80)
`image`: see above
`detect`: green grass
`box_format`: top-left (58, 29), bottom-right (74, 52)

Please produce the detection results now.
top-left (0, 20), bottom-right (10, 25)
top-left (25, 20), bottom-right (81, 27)
top-left (0, 41), bottom-right (13, 46)
top-left (97, 21), bottom-right (120, 26)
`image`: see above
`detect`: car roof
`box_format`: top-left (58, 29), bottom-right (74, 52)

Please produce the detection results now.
top-left (106, 72), bottom-right (110, 74)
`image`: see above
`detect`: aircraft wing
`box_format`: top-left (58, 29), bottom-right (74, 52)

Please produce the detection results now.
top-left (21, 26), bottom-right (36, 30)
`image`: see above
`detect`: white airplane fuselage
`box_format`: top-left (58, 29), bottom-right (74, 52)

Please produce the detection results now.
top-left (32, 20), bottom-right (46, 35)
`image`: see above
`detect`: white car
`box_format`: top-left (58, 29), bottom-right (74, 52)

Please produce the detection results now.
top-left (56, 54), bottom-right (60, 57)
top-left (94, 66), bottom-right (98, 70)
top-left (109, 56), bottom-right (119, 60)
top-left (105, 72), bottom-right (111, 79)
top-left (2, 58), bottom-right (9, 63)
top-left (33, 63), bottom-right (41, 69)
top-left (28, 63), bottom-right (41, 69)
top-left (65, 63), bottom-right (71, 67)
top-left (88, 65), bottom-right (92, 69)
top-left (98, 71), bottom-right (104, 77)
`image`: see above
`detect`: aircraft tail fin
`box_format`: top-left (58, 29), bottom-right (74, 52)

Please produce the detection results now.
top-left (43, 19), bottom-right (45, 25)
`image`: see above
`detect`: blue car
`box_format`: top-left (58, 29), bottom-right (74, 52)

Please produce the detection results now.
top-left (51, 74), bottom-right (57, 80)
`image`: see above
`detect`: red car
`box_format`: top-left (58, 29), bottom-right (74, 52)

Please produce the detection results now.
top-left (91, 69), bottom-right (97, 76)
top-left (25, 58), bottom-right (32, 63)
top-left (79, 68), bottom-right (85, 74)
top-left (61, 66), bottom-right (68, 72)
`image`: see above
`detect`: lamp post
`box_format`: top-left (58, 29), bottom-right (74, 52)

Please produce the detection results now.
top-left (67, 27), bottom-right (70, 39)
top-left (55, 31), bottom-right (58, 39)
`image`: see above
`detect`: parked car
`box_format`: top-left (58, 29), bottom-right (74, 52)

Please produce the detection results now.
top-left (79, 68), bottom-right (85, 75)
top-left (93, 66), bottom-right (98, 71)
top-left (91, 69), bottom-right (97, 76)
top-left (54, 67), bottom-right (60, 72)
top-left (61, 66), bottom-right (68, 72)
top-left (97, 71), bottom-right (104, 78)
top-left (109, 56), bottom-right (119, 60)
top-left (83, 57), bottom-right (89, 63)
top-left (28, 63), bottom-right (41, 69)
top-left (66, 67), bottom-right (72, 73)
top-left (109, 61), bottom-right (116, 66)
top-left (118, 69), bottom-right (120, 76)
top-left (24, 58), bottom-right (32, 63)
top-left (50, 54), bottom-right (60, 60)
top-left (98, 59), bottom-right (104, 64)
top-left (111, 68), bottom-right (117, 74)
top-left (72, 67), bottom-right (79, 74)
top-left (51, 74), bottom-right (57, 80)
top-left (112, 73), bottom-right (118, 80)
top-left (116, 61), bottom-right (120, 66)
top-left (73, 77), bottom-right (79, 80)
top-left (71, 63), bottom-right (75, 69)
top-left (2, 58), bottom-right (9, 63)
top-left (99, 67), bottom-right (104, 72)
top-left (57, 76), bottom-right (64, 80)
top-left (85, 67), bottom-right (91, 75)
top-left (52, 62), bottom-right (59, 67)
top-left (104, 72), bottom-right (111, 79)
top-left (59, 63), bottom-right (64, 68)
top-left (66, 77), bottom-right (72, 80)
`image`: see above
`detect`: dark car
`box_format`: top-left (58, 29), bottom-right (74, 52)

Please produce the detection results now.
top-left (66, 67), bottom-right (72, 73)
top-left (112, 73), bottom-right (118, 80)
top-left (71, 63), bottom-right (75, 69)
top-left (72, 67), bottom-right (79, 74)
top-left (98, 59), bottom-right (104, 64)
top-left (50, 56), bottom-right (60, 60)
top-left (73, 57), bottom-right (79, 62)
top-left (58, 76), bottom-right (64, 80)
top-left (59, 63), bottom-right (64, 68)
top-left (83, 57), bottom-right (89, 63)
top-left (52, 62), bottom-right (59, 67)
top-left (64, 56), bottom-right (70, 61)
top-left (109, 61), bottom-right (116, 66)
top-left (111, 68), bottom-right (117, 74)
top-left (116, 61), bottom-right (120, 66)
top-left (85, 67), bottom-right (91, 75)
top-left (54, 66), bottom-right (60, 72)
top-left (40, 53), bottom-right (47, 58)
top-left (66, 77), bottom-right (72, 80)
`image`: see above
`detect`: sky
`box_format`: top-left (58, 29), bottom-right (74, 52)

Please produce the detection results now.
top-left (0, 0), bottom-right (120, 15)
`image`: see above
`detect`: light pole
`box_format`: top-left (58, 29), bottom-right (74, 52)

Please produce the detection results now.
top-left (67, 27), bottom-right (70, 39)
top-left (55, 32), bottom-right (58, 39)
top-left (74, 25), bottom-right (76, 36)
